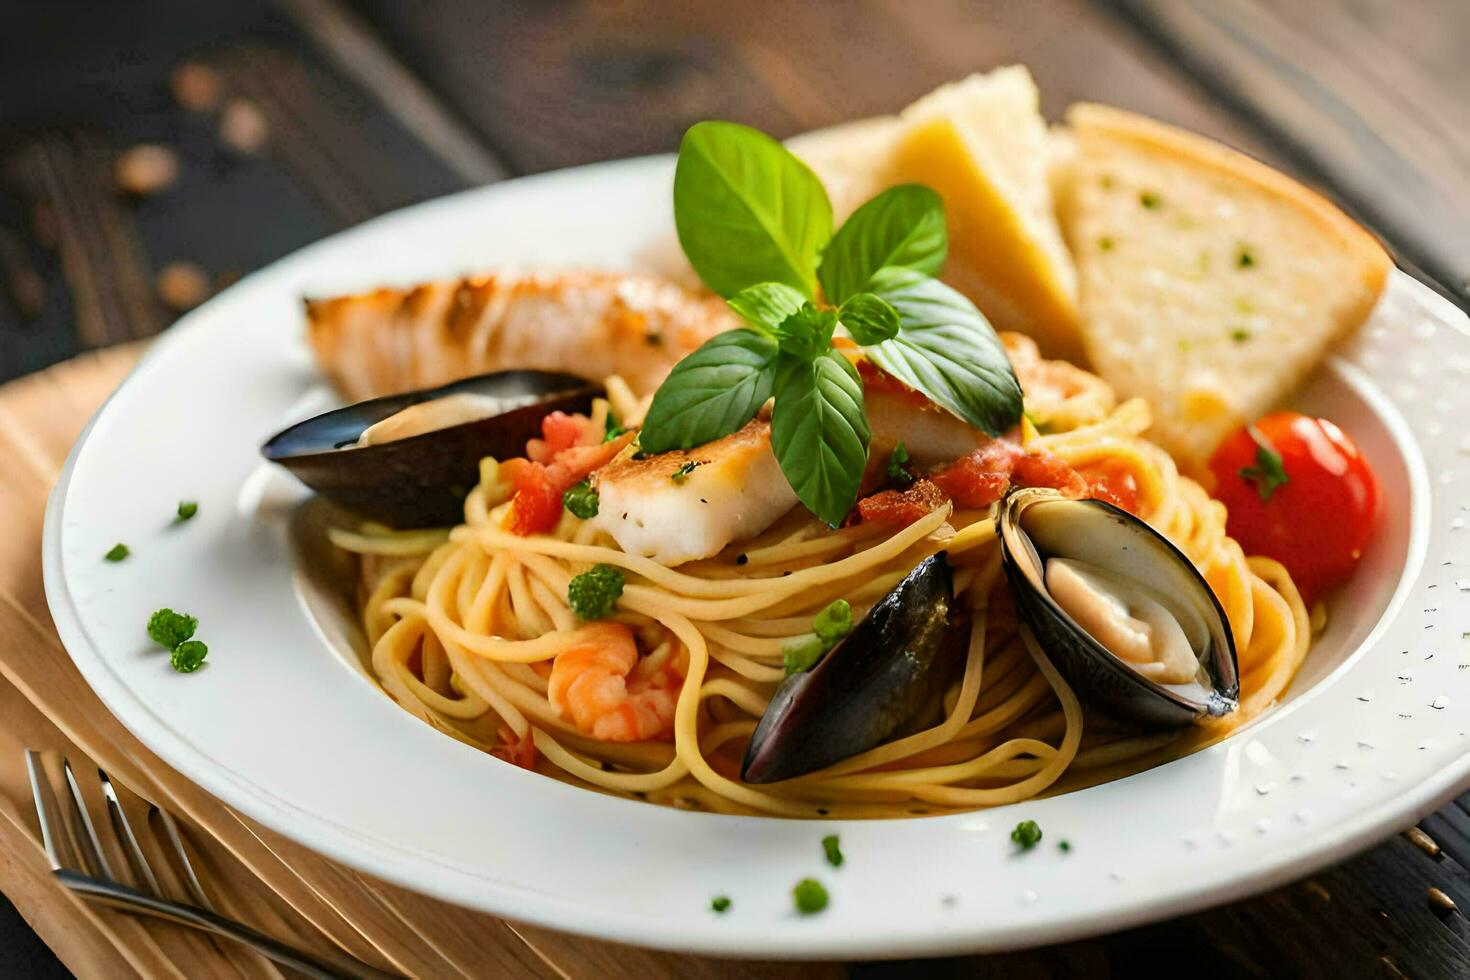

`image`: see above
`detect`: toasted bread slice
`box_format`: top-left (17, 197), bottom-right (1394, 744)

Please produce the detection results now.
top-left (889, 67), bottom-right (1083, 363)
top-left (1060, 103), bottom-right (1392, 470)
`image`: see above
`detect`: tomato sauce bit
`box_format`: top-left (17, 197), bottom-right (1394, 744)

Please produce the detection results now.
top-left (504, 414), bottom-right (633, 535)
top-left (856, 440), bottom-right (1140, 525)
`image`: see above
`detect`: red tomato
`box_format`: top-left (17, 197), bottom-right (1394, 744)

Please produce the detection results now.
top-left (1208, 412), bottom-right (1379, 604)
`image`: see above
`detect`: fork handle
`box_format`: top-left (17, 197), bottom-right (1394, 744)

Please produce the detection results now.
top-left (58, 869), bottom-right (400, 979)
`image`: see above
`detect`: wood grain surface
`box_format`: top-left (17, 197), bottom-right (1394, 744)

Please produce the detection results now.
top-left (2, 0), bottom-right (1468, 974)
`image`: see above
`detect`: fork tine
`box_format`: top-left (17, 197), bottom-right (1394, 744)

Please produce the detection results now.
top-left (61, 759), bottom-right (115, 880)
top-left (149, 805), bottom-right (213, 910)
top-left (25, 751), bottom-right (66, 872)
top-left (97, 768), bottom-right (161, 896)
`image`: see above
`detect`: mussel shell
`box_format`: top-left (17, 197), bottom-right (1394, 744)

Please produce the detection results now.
top-left (262, 370), bottom-right (601, 528)
top-left (998, 488), bottom-right (1239, 728)
top-left (741, 553), bottom-right (959, 784)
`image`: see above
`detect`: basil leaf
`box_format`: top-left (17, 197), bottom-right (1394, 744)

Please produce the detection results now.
top-left (728, 282), bottom-right (807, 335)
top-left (674, 122), bottom-right (832, 298)
top-left (770, 350), bottom-right (870, 526)
top-left (865, 267), bottom-right (1023, 437)
top-left (639, 330), bottom-right (779, 453)
top-left (837, 292), bottom-right (900, 345)
top-left (774, 303), bottom-right (837, 361)
top-left (818, 185), bottom-right (947, 304)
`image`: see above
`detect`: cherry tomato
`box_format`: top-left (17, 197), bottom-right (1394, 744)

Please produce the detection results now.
top-left (1208, 412), bottom-right (1379, 604)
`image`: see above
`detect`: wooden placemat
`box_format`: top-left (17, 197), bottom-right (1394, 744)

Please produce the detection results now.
top-left (0, 344), bottom-right (839, 979)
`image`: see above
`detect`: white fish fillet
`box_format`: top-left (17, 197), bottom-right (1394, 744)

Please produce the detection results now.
top-left (591, 419), bottom-right (796, 566)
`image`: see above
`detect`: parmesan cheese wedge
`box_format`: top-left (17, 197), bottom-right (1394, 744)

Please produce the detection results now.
top-left (889, 68), bottom-right (1083, 363)
top-left (1059, 103), bottom-right (1392, 471)
top-left (787, 116), bottom-right (902, 223)
top-left (791, 68), bottom-right (1082, 362)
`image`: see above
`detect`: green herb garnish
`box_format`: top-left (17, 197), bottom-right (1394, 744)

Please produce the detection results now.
top-left (792, 878), bottom-right (829, 915)
top-left (1239, 426), bottom-right (1290, 501)
top-left (822, 834), bottom-right (843, 868)
top-left (670, 461), bottom-right (701, 484)
top-left (1098, 235), bottom-right (1115, 252)
top-left (104, 543), bottom-right (130, 562)
top-left (1058, 839), bottom-right (1072, 853)
top-left (782, 599), bottom-right (854, 675)
top-left (1011, 820), bottom-right (1043, 850)
top-left (710, 895), bottom-right (732, 913)
top-left (1140, 191), bottom-right (1161, 209)
top-left (642, 123), bottom-right (1021, 527)
top-left (812, 599), bottom-right (852, 647)
top-left (1237, 245), bottom-right (1256, 268)
top-left (147, 608), bottom-right (198, 650)
top-left (886, 441), bottom-right (913, 484)
top-left (562, 480), bottom-right (599, 519)
top-left (170, 639), bottom-right (208, 673)
top-left (176, 500), bottom-right (198, 522)
top-left (603, 411), bottom-right (626, 443)
top-left (567, 564), bottom-right (624, 620)
top-left (1230, 328), bottom-right (1251, 344)
top-left (782, 633), bottom-right (826, 675)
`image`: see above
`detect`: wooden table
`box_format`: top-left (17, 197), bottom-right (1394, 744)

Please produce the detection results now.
top-left (3, 1), bottom-right (1468, 974)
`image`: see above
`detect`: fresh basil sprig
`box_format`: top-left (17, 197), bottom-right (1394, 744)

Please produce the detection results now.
top-left (642, 121), bottom-right (1023, 526)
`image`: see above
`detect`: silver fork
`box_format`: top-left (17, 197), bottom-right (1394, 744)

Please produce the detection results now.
top-left (25, 750), bottom-right (399, 979)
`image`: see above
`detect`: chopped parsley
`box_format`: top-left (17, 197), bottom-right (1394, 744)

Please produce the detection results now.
top-left (1230, 328), bottom-right (1252, 344)
top-left (567, 564), bottom-right (624, 620)
top-left (1239, 426), bottom-right (1290, 501)
top-left (710, 895), bottom-right (732, 913)
top-left (1011, 819), bottom-right (1043, 850)
top-left (104, 543), bottom-right (130, 562)
top-left (603, 412), bottom-right (626, 443)
top-left (782, 599), bottom-right (854, 674)
top-left (792, 878), bottom-right (829, 915)
top-left (147, 608), bottom-right (198, 650)
top-left (670, 461), bottom-right (701, 484)
top-left (782, 634), bottom-right (826, 675)
top-left (812, 599), bottom-right (852, 646)
top-left (175, 500), bottom-right (198, 522)
top-left (1237, 245), bottom-right (1256, 268)
top-left (1058, 839), bottom-right (1072, 853)
top-left (1098, 235), bottom-right (1115, 252)
top-left (170, 639), bottom-right (208, 673)
top-left (822, 834), bottom-right (843, 868)
top-left (1139, 190), bottom-right (1161, 210)
top-left (562, 480), bottom-right (599, 519)
top-left (885, 441), bottom-right (913, 485)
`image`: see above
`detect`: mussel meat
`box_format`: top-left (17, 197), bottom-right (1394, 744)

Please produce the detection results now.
top-left (742, 553), bottom-right (962, 784)
top-left (997, 487), bottom-right (1239, 727)
top-left (262, 370), bottom-right (601, 528)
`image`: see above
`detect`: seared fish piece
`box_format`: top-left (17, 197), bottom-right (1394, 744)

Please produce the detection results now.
top-left (592, 419), bottom-right (796, 566)
top-left (306, 270), bottom-right (740, 402)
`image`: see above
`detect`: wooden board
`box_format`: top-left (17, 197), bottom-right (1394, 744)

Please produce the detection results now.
top-left (3, 0), bottom-right (1470, 973)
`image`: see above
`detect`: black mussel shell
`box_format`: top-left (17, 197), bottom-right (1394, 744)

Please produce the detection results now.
top-left (262, 370), bottom-right (601, 528)
top-left (741, 553), bottom-right (959, 784)
top-left (998, 488), bottom-right (1239, 728)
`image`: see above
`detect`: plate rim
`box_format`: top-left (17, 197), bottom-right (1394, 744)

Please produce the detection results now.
top-left (41, 155), bottom-right (1470, 959)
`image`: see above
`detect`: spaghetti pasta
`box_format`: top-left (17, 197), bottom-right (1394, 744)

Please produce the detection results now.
top-left (333, 358), bottom-right (1311, 818)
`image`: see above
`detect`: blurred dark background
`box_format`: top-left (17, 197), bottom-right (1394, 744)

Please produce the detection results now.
top-left (1, 1), bottom-right (1468, 975)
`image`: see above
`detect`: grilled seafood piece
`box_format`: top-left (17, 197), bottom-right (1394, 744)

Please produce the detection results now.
top-left (306, 270), bottom-right (740, 402)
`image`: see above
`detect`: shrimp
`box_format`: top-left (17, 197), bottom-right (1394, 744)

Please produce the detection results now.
top-left (306, 270), bottom-right (740, 402)
top-left (547, 622), bottom-right (685, 742)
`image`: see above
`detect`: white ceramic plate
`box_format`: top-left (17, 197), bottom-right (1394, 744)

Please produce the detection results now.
top-left (43, 156), bottom-right (1470, 959)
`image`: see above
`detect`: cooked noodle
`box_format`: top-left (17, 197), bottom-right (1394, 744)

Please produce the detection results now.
top-left (335, 364), bottom-right (1312, 818)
